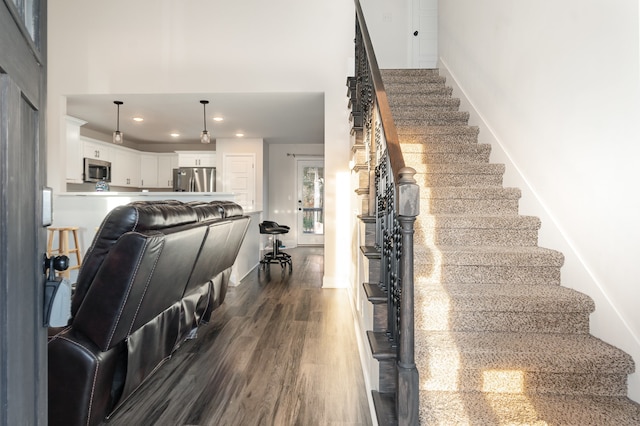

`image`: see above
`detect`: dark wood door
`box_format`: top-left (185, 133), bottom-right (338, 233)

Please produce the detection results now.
top-left (0, 1), bottom-right (47, 424)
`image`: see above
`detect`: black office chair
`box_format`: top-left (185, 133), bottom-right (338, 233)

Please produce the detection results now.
top-left (259, 221), bottom-right (292, 272)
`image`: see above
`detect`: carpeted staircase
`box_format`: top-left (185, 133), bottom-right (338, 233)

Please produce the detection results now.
top-left (379, 68), bottom-right (640, 425)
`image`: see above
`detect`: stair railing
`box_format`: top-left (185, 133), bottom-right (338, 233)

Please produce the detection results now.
top-left (354, 1), bottom-right (419, 424)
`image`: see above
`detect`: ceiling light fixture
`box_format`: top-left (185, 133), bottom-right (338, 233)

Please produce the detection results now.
top-left (200, 100), bottom-right (211, 144)
top-left (112, 100), bottom-right (124, 144)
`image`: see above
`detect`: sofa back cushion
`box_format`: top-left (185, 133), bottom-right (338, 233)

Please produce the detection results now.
top-left (72, 201), bottom-right (198, 317)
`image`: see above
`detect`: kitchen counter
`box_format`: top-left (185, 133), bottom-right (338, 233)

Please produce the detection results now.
top-left (51, 192), bottom-right (262, 285)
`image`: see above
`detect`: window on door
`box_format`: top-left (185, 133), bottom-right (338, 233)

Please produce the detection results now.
top-left (297, 159), bottom-right (324, 245)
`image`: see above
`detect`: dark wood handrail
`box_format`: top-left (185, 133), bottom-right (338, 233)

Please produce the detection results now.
top-left (354, 0), bottom-right (405, 181)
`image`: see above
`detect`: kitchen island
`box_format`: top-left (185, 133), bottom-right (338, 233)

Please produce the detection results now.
top-left (51, 192), bottom-right (262, 285)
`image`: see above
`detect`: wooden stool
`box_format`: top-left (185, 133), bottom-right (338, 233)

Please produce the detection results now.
top-left (47, 227), bottom-right (83, 279)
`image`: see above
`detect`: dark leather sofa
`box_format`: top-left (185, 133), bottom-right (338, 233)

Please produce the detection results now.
top-left (47, 200), bottom-right (249, 426)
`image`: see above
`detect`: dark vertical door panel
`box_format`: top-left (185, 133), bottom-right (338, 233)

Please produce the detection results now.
top-left (0, 1), bottom-right (47, 425)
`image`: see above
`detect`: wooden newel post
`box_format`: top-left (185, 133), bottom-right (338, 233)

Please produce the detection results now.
top-left (396, 167), bottom-right (419, 426)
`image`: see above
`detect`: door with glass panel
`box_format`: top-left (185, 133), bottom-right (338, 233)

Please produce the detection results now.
top-left (296, 159), bottom-right (324, 246)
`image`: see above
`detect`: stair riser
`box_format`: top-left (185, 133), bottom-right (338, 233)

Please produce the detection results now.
top-left (400, 142), bottom-right (490, 153)
top-left (397, 125), bottom-right (479, 136)
top-left (425, 199), bottom-right (520, 215)
top-left (372, 304), bottom-right (387, 332)
top-left (417, 367), bottom-right (629, 396)
top-left (389, 98), bottom-right (459, 109)
top-left (414, 309), bottom-right (590, 334)
top-left (381, 69), bottom-right (442, 78)
top-left (415, 228), bottom-right (539, 247)
top-left (385, 84), bottom-right (452, 97)
top-left (415, 173), bottom-right (504, 187)
top-left (416, 264), bottom-right (562, 286)
top-left (395, 117), bottom-right (469, 126)
top-left (392, 110), bottom-right (469, 122)
top-left (404, 151), bottom-right (490, 164)
top-left (381, 74), bottom-right (445, 84)
top-left (378, 359), bottom-right (397, 393)
top-left (399, 133), bottom-right (479, 144)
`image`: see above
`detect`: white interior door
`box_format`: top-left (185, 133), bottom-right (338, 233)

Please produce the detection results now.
top-left (410, 0), bottom-right (438, 68)
top-left (223, 153), bottom-right (256, 210)
top-left (296, 159), bottom-right (324, 246)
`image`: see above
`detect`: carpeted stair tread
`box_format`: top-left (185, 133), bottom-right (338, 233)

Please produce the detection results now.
top-left (414, 331), bottom-right (635, 375)
top-left (400, 141), bottom-right (490, 154)
top-left (404, 150), bottom-right (491, 164)
top-left (417, 214), bottom-right (540, 230)
top-left (415, 283), bottom-right (594, 313)
top-left (389, 95), bottom-right (460, 109)
top-left (381, 68), bottom-right (442, 78)
top-left (412, 163), bottom-right (505, 175)
top-left (421, 187), bottom-right (522, 215)
top-left (381, 68), bottom-right (444, 82)
top-left (415, 215), bottom-right (541, 246)
top-left (384, 82), bottom-right (452, 97)
top-left (394, 114), bottom-right (469, 127)
top-left (391, 108), bottom-right (469, 122)
top-left (427, 186), bottom-right (521, 200)
top-left (414, 284), bottom-right (593, 334)
top-left (414, 245), bottom-right (564, 267)
top-left (419, 392), bottom-right (640, 425)
top-left (396, 124), bottom-right (478, 135)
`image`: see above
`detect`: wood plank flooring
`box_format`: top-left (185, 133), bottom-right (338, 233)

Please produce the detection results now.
top-left (103, 247), bottom-right (373, 426)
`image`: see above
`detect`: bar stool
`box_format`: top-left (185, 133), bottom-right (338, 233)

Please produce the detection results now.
top-left (259, 221), bottom-right (292, 272)
top-left (47, 226), bottom-right (83, 279)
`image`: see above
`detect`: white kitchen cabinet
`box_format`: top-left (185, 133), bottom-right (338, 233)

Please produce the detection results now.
top-left (157, 154), bottom-right (179, 188)
top-left (140, 154), bottom-right (159, 188)
top-left (82, 138), bottom-right (111, 161)
top-left (111, 148), bottom-right (141, 187)
top-left (65, 116), bottom-right (87, 183)
top-left (176, 151), bottom-right (216, 167)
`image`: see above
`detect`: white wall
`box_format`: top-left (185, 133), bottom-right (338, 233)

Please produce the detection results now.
top-left (47, 0), bottom-right (355, 288)
top-left (439, 0), bottom-right (640, 399)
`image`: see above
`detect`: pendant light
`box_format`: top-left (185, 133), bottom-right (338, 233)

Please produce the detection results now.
top-left (200, 100), bottom-right (211, 144)
top-left (113, 100), bottom-right (124, 144)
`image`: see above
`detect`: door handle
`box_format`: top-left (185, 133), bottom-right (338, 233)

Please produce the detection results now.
top-left (413, 31), bottom-right (419, 36)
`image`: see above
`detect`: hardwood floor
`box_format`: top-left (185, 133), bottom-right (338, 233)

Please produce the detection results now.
top-left (103, 247), bottom-right (373, 426)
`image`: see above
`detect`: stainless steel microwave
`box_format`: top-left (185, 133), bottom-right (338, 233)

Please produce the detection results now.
top-left (83, 158), bottom-right (111, 183)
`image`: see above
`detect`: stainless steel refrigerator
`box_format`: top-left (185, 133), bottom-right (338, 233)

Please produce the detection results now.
top-left (172, 167), bottom-right (216, 192)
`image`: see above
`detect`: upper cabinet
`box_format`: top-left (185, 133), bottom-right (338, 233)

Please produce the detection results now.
top-left (176, 151), bottom-right (216, 167)
top-left (83, 139), bottom-right (111, 161)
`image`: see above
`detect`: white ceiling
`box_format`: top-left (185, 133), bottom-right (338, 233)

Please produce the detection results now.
top-left (66, 92), bottom-right (325, 146)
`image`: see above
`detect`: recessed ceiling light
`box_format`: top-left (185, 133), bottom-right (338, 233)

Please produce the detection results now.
top-left (235, 133), bottom-right (244, 137)
top-left (213, 116), bottom-right (224, 122)
top-left (133, 117), bottom-right (144, 122)
top-left (170, 133), bottom-right (180, 138)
